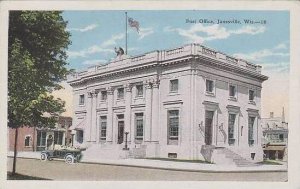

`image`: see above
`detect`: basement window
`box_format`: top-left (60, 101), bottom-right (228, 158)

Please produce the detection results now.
top-left (168, 153), bottom-right (177, 159)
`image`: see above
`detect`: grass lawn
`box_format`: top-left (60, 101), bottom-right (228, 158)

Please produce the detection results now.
top-left (258, 160), bottom-right (283, 165)
top-left (7, 172), bottom-right (51, 180)
top-left (144, 158), bottom-right (213, 164)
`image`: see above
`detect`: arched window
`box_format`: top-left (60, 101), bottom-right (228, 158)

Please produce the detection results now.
top-left (24, 136), bottom-right (31, 147)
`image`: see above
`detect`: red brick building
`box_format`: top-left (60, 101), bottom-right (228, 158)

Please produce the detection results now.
top-left (8, 116), bottom-right (72, 152)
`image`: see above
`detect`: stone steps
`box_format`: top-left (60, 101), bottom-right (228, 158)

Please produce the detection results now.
top-left (221, 148), bottom-right (259, 167)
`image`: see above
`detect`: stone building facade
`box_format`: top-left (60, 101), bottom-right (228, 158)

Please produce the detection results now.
top-left (67, 44), bottom-right (268, 163)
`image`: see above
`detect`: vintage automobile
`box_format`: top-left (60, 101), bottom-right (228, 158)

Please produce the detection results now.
top-left (40, 146), bottom-right (82, 164)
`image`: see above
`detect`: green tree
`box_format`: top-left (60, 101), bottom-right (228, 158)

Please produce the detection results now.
top-left (8, 11), bottom-right (71, 175)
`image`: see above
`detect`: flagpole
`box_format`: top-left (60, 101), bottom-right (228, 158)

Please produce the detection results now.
top-left (125, 11), bottom-right (128, 55)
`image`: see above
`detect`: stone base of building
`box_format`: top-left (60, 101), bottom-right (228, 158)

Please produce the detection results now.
top-left (79, 141), bottom-right (263, 166)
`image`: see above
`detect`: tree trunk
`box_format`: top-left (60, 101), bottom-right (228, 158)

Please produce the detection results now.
top-left (12, 127), bottom-right (18, 175)
top-left (32, 126), bottom-right (36, 152)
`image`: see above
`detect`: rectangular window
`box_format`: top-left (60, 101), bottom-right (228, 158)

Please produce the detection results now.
top-left (37, 131), bottom-right (46, 146)
top-left (248, 116), bottom-right (255, 146)
top-left (279, 134), bottom-right (284, 142)
top-left (100, 116), bottom-right (107, 140)
top-left (249, 90), bottom-right (255, 101)
top-left (77, 130), bottom-right (84, 143)
top-left (101, 91), bottom-right (107, 101)
top-left (206, 79), bottom-right (214, 93)
top-left (117, 88), bottom-right (124, 99)
top-left (79, 94), bottom-right (85, 105)
top-left (168, 110), bottom-right (179, 142)
top-left (54, 131), bottom-right (64, 145)
top-left (135, 113), bottom-right (144, 140)
top-left (170, 79), bottom-right (179, 93)
top-left (229, 85), bottom-right (237, 98)
top-left (24, 136), bottom-right (31, 147)
top-left (228, 114), bottom-right (236, 145)
top-left (136, 85), bottom-right (143, 97)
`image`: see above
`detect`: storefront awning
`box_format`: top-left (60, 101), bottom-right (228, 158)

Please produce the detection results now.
top-left (264, 145), bottom-right (286, 151)
top-left (68, 119), bottom-right (85, 131)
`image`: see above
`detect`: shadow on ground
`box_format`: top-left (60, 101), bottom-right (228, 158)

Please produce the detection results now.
top-left (7, 172), bottom-right (52, 180)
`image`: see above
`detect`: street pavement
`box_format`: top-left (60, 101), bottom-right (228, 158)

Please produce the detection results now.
top-left (7, 151), bottom-right (287, 172)
top-left (7, 157), bottom-right (287, 181)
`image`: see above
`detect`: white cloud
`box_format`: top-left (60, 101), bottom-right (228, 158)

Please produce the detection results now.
top-left (261, 62), bottom-right (290, 73)
top-left (67, 47), bottom-right (113, 59)
top-left (138, 27), bottom-right (154, 40)
top-left (229, 25), bottom-right (266, 35)
top-left (233, 42), bottom-right (289, 62)
top-left (101, 33), bottom-right (125, 47)
top-left (164, 24), bottom-right (266, 43)
top-left (82, 59), bottom-right (108, 66)
top-left (67, 33), bottom-right (124, 59)
top-left (274, 43), bottom-right (288, 50)
top-left (67, 24), bottom-right (98, 32)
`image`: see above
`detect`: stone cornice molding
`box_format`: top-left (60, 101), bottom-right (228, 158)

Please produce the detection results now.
top-left (67, 44), bottom-right (268, 87)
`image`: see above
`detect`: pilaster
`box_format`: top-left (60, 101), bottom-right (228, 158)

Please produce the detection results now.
top-left (144, 81), bottom-right (152, 143)
top-left (151, 79), bottom-right (159, 142)
top-left (125, 83), bottom-right (132, 143)
top-left (90, 90), bottom-right (98, 143)
top-left (85, 92), bottom-right (93, 143)
top-left (106, 87), bottom-right (114, 144)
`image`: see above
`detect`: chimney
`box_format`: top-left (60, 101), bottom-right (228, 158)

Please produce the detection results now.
top-left (282, 107), bottom-right (285, 123)
top-left (270, 112), bottom-right (274, 118)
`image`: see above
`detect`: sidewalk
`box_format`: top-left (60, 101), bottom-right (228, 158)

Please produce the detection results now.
top-left (7, 151), bottom-right (287, 173)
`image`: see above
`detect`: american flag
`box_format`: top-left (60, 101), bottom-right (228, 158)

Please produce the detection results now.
top-left (128, 17), bottom-right (140, 33)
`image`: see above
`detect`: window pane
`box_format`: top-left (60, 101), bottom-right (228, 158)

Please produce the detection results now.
top-left (249, 90), bottom-right (254, 101)
top-left (248, 117), bottom-right (255, 145)
top-left (206, 80), bottom-right (214, 92)
top-left (25, 136), bottom-right (30, 147)
top-left (136, 85), bottom-right (143, 96)
top-left (168, 110), bottom-right (179, 138)
top-left (41, 132), bottom-right (46, 146)
top-left (100, 116), bottom-right (107, 139)
top-left (101, 91), bottom-right (107, 100)
top-left (228, 114), bottom-right (236, 139)
top-left (118, 88), bottom-right (124, 99)
top-left (79, 95), bottom-right (84, 105)
top-left (135, 113), bottom-right (144, 138)
top-left (170, 79), bottom-right (178, 92)
top-left (229, 85), bottom-right (236, 97)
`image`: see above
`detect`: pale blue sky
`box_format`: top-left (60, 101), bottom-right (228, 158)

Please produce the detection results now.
top-left (62, 10), bottom-right (290, 73)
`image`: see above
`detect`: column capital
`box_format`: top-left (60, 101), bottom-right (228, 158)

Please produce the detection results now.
top-left (152, 79), bottom-right (160, 88)
top-left (88, 90), bottom-right (98, 98)
top-left (125, 83), bottom-right (133, 92)
top-left (106, 87), bottom-right (114, 95)
top-left (144, 81), bottom-right (152, 89)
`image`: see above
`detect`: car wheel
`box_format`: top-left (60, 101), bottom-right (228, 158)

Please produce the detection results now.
top-left (65, 154), bottom-right (74, 164)
top-left (40, 153), bottom-right (48, 161)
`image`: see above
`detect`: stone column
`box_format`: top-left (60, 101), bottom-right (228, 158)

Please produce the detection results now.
top-left (90, 91), bottom-right (98, 143)
top-left (125, 84), bottom-right (132, 143)
top-left (151, 79), bottom-right (159, 142)
top-left (144, 81), bottom-right (152, 143)
top-left (85, 92), bottom-right (93, 143)
top-left (106, 87), bottom-right (114, 144)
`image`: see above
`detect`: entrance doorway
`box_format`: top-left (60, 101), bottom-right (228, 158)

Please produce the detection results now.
top-left (118, 121), bottom-right (124, 144)
top-left (205, 110), bottom-right (214, 145)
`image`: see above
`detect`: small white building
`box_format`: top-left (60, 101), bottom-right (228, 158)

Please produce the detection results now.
top-left (67, 44), bottom-right (268, 164)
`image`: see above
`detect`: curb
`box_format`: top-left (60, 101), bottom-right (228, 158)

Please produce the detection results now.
top-left (8, 156), bottom-right (287, 173)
